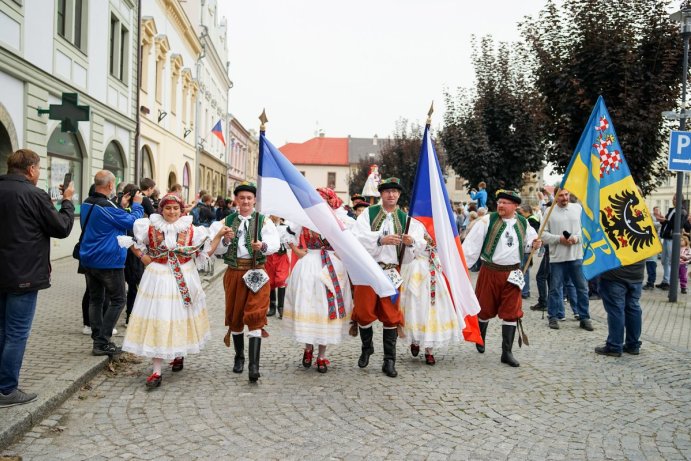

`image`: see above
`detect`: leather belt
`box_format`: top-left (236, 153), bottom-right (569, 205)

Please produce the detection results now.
top-left (227, 259), bottom-right (265, 271)
top-left (482, 261), bottom-right (520, 272)
top-left (378, 262), bottom-right (399, 270)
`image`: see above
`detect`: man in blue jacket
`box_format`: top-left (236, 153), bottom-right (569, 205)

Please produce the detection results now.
top-left (80, 170), bottom-right (143, 356)
top-left (0, 149), bottom-right (74, 407)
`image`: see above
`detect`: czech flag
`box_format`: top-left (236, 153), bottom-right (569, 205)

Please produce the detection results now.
top-left (408, 125), bottom-right (483, 344)
top-left (257, 131), bottom-right (397, 299)
top-left (211, 120), bottom-right (226, 146)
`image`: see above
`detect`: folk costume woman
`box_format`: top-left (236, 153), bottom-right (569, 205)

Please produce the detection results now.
top-left (400, 230), bottom-right (464, 365)
top-left (120, 193), bottom-right (230, 388)
top-left (283, 188), bottom-right (354, 373)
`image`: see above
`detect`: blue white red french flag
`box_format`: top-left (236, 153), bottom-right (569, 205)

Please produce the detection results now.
top-left (257, 132), bottom-right (397, 299)
top-left (408, 125), bottom-right (483, 344)
top-left (211, 120), bottom-right (226, 146)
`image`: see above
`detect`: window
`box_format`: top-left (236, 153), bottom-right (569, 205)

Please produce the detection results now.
top-left (141, 146), bottom-right (154, 181)
top-left (327, 172), bottom-right (336, 189)
top-left (103, 141), bottom-right (125, 185)
top-left (57, 0), bottom-right (65, 36)
top-left (56, 0), bottom-right (87, 52)
top-left (183, 163), bottom-right (190, 202)
top-left (109, 14), bottom-right (129, 82)
top-left (47, 128), bottom-right (82, 213)
top-left (154, 36), bottom-right (170, 104)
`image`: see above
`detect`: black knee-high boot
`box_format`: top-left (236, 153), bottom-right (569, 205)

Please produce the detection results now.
top-left (501, 324), bottom-right (520, 367)
top-left (268, 289), bottom-right (276, 317)
top-left (476, 321), bottom-right (489, 353)
top-left (248, 337), bottom-right (262, 382)
top-left (277, 287), bottom-right (286, 319)
top-left (232, 333), bottom-right (245, 373)
top-left (358, 326), bottom-right (374, 368)
top-left (382, 328), bottom-right (398, 378)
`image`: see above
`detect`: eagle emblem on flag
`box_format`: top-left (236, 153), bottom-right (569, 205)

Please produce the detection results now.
top-left (600, 189), bottom-right (656, 252)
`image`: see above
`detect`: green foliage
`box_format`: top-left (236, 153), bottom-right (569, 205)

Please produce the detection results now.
top-left (521, 0), bottom-right (681, 195)
top-left (441, 37), bottom-right (546, 209)
top-left (347, 120), bottom-right (445, 208)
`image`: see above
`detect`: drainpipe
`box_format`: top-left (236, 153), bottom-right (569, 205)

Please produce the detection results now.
top-left (134, 0), bottom-right (142, 183)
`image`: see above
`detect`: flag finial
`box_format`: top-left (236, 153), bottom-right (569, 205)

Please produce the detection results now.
top-left (426, 102), bottom-right (434, 126)
top-left (259, 109), bottom-right (268, 132)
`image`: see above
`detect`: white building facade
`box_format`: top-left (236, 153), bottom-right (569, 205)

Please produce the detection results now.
top-left (0, 0), bottom-right (139, 258)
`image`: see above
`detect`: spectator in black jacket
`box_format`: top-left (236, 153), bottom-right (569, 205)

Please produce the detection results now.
top-left (0, 149), bottom-right (74, 408)
top-left (139, 177), bottom-right (156, 216)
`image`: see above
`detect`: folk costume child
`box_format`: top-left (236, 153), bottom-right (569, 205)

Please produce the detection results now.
top-left (351, 177), bottom-right (425, 377)
top-left (462, 190), bottom-right (541, 368)
top-left (210, 182), bottom-right (280, 383)
top-left (283, 188), bottom-right (354, 373)
top-left (121, 193), bottom-right (231, 388)
top-left (400, 229), bottom-right (464, 365)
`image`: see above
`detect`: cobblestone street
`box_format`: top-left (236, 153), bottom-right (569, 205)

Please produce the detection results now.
top-left (1, 257), bottom-right (690, 460)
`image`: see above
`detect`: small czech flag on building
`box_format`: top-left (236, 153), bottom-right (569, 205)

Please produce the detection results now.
top-left (211, 119), bottom-right (226, 146)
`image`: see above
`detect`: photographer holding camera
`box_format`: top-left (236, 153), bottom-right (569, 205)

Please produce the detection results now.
top-left (0, 149), bottom-right (75, 407)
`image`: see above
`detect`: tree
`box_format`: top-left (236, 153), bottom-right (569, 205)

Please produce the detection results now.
top-left (348, 119), bottom-right (445, 208)
top-left (521, 0), bottom-right (681, 195)
top-left (441, 37), bottom-right (547, 209)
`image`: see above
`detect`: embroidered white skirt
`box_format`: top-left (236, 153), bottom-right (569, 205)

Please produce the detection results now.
top-left (123, 260), bottom-right (211, 359)
top-left (400, 256), bottom-right (463, 348)
top-left (283, 250), bottom-right (352, 345)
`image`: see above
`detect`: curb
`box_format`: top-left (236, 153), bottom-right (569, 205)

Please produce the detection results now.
top-left (0, 356), bottom-right (108, 450)
top-left (0, 263), bottom-right (226, 451)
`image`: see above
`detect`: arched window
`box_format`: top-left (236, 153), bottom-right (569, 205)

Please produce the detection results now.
top-left (0, 123), bottom-right (12, 175)
top-left (168, 171), bottom-right (177, 192)
top-left (47, 128), bottom-right (83, 212)
top-left (141, 145), bottom-right (154, 180)
top-left (104, 141), bottom-right (125, 185)
top-left (182, 162), bottom-right (190, 202)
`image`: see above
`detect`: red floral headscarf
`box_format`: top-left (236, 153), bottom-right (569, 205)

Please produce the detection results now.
top-left (317, 187), bottom-right (343, 210)
top-left (157, 193), bottom-right (187, 214)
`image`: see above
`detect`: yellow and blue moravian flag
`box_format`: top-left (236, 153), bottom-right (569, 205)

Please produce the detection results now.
top-left (561, 96), bottom-right (661, 280)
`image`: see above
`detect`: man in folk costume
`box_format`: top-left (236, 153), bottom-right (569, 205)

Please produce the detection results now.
top-left (265, 215), bottom-right (294, 319)
top-left (462, 190), bottom-right (541, 367)
top-left (210, 182), bottom-right (279, 382)
top-left (351, 177), bottom-right (424, 377)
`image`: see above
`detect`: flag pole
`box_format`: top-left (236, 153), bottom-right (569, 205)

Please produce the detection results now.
top-left (399, 102), bottom-right (434, 266)
top-left (522, 187), bottom-right (560, 273)
top-left (253, 109), bottom-right (268, 269)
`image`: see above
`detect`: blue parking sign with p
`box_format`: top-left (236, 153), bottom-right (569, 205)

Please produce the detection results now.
top-left (669, 130), bottom-right (691, 171)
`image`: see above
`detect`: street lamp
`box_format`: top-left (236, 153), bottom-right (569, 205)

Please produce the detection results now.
top-left (667, 8), bottom-right (691, 302)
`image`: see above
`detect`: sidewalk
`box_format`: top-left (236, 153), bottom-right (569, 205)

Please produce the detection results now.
top-left (0, 255), bottom-right (688, 450)
top-left (0, 257), bottom-right (226, 450)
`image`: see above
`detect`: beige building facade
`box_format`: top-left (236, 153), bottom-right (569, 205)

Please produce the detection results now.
top-left (138, 0), bottom-right (201, 203)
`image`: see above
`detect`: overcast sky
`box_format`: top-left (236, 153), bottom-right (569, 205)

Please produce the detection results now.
top-left (220, 0), bottom-right (547, 146)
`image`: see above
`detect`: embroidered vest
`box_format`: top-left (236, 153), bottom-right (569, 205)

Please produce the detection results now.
top-left (480, 212), bottom-right (528, 263)
top-left (368, 205), bottom-right (408, 234)
top-left (223, 211), bottom-right (266, 267)
top-left (368, 204), bottom-right (408, 261)
top-left (147, 226), bottom-right (194, 264)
